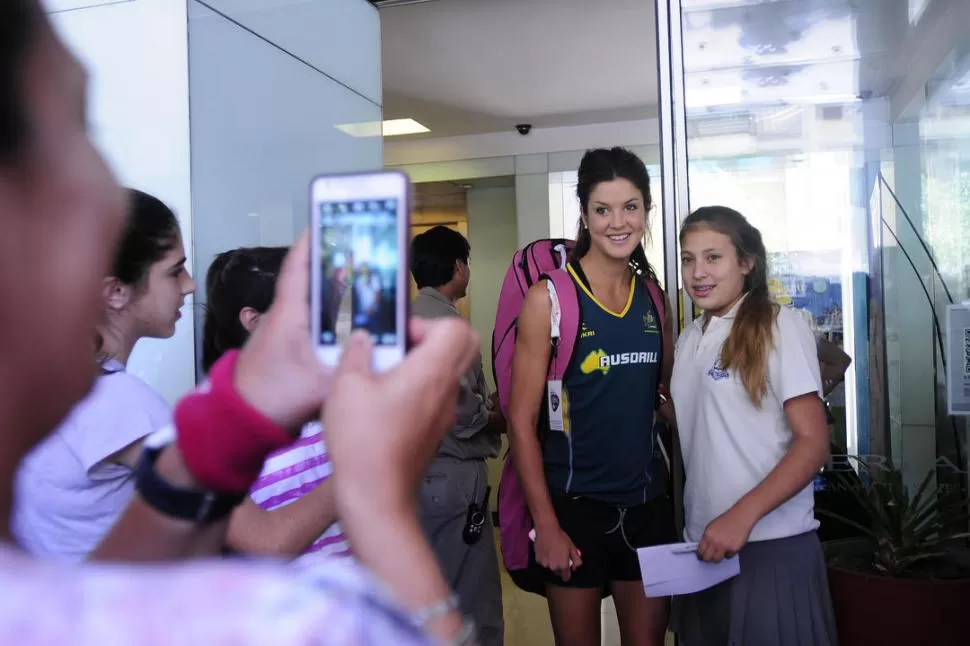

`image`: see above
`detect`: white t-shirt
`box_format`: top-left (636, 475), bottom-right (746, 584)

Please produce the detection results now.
top-left (12, 362), bottom-right (171, 561)
top-left (671, 299), bottom-right (823, 544)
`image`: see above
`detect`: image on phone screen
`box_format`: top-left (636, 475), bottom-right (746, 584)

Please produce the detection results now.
top-left (317, 198), bottom-right (399, 348)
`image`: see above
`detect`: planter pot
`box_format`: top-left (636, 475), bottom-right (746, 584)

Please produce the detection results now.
top-left (824, 538), bottom-right (970, 646)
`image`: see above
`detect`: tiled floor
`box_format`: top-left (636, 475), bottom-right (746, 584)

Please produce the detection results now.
top-left (499, 565), bottom-right (555, 645)
top-left (499, 542), bottom-right (676, 646)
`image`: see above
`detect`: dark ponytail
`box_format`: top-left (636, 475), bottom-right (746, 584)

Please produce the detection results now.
top-left (571, 147), bottom-right (658, 282)
top-left (201, 246), bottom-right (287, 373)
top-left (630, 241), bottom-right (660, 284)
top-left (572, 218), bottom-right (593, 263)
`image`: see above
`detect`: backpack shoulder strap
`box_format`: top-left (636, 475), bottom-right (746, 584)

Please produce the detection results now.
top-left (644, 278), bottom-right (665, 324)
top-left (643, 277), bottom-right (674, 391)
top-left (540, 268), bottom-right (580, 381)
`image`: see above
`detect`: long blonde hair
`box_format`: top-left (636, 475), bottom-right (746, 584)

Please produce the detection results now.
top-left (681, 206), bottom-right (778, 407)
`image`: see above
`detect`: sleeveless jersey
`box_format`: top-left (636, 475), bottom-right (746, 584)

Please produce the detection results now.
top-left (542, 263), bottom-right (664, 507)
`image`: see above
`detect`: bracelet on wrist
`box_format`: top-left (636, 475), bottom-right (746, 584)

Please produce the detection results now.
top-left (447, 617), bottom-right (478, 646)
top-left (410, 594), bottom-right (478, 646)
top-left (410, 593), bottom-right (460, 627)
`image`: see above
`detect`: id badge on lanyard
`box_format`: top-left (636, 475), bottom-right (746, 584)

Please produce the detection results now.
top-left (547, 379), bottom-right (564, 432)
top-left (546, 280), bottom-right (565, 432)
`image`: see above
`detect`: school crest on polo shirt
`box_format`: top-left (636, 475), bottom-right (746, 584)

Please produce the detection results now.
top-left (708, 357), bottom-right (730, 381)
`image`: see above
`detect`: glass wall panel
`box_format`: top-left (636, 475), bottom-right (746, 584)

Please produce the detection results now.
top-left (675, 0), bottom-right (900, 468)
top-left (48, 0), bottom-right (195, 405)
top-left (188, 0), bottom-right (382, 380)
top-left (904, 31), bottom-right (970, 489)
top-left (658, 0), bottom-right (970, 496)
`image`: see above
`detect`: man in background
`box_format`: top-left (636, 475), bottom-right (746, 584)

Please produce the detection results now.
top-left (410, 226), bottom-right (506, 646)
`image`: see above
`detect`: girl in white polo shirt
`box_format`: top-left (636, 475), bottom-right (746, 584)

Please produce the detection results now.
top-left (13, 189), bottom-right (196, 561)
top-left (670, 206), bottom-right (838, 646)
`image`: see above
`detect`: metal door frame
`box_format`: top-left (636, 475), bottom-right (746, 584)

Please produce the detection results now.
top-left (654, 0), bottom-right (691, 534)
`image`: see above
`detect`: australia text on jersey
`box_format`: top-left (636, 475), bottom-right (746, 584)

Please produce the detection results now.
top-left (581, 349), bottom-right (658, 375)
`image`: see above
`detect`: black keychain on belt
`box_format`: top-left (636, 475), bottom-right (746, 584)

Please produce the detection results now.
top-left (462, 486), bottom-right (491, 545)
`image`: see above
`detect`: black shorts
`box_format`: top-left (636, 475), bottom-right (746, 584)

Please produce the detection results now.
top-left (529, 491), bottom-right (677, 589)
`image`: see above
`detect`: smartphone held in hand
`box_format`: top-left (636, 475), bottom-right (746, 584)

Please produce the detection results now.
top-left (309, 171), bottom-right (411, 372)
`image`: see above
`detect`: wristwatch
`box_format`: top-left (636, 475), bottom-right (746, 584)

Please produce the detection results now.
top-left (135, 425), bottom-right (246, 523)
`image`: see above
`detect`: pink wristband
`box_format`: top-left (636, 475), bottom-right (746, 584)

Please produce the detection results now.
top-left (174, 350), bottom-right (294, 493)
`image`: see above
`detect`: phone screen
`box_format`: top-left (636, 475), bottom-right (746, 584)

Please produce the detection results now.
top-left (311, 171), bottom-right (409, 371)
top-left (318, 198), bottom-right (399, 347)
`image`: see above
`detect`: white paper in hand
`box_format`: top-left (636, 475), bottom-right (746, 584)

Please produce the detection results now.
top-left (637, 542), bottom-right (740, 598)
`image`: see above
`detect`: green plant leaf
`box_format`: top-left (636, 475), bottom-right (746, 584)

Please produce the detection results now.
top-left (911, 497), bottom-right (969, 539)
top-left (869, 479), bottom-right (903, 543)
top-left (908, 469), bottom-right (936, 515)
top-left (820, 458), bottom-right (970, 578)
top-left (916, 532), bottom-right (970, 548)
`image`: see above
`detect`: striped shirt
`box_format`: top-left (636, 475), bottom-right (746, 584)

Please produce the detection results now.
top-left (249, 423), bottom-right (351, 563)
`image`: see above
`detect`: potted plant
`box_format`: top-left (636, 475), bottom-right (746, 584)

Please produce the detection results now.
top-left (819, 459), bottom-right (970, 646)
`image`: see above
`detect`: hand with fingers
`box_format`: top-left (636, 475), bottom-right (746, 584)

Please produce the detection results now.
top-left (233, 231), bottom-right (334, 433)
top-left (319, 318), bottom-right (484, 643)
top-left (488, 391), bottom-right (500, 411)
top-left (323, 318), bottom-right (481, 513)
top-left (229, 228), bottom-right (481, 522)
top-left (696, 505), bottom-right (757, 563)
top-left (534, 525), bottom-right (583, 582)
top-left (174, 231), bottom-right (480, 643)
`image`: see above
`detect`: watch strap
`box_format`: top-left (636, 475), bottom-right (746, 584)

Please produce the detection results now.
top-left (135, 444), bottom-right (246, 523)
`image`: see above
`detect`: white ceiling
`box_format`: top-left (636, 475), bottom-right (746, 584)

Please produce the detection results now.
top-left (378, 0), bottom-right (923, 142)
top-left (189, 0), bottom-right (952, 144)
top-left (379, 0), bottom-right (660, 138)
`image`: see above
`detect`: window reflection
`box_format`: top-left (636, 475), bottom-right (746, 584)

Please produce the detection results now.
top-left (671, 0), bottom-right (970, 493)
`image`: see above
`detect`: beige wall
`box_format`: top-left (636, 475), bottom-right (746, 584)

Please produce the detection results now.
top-left (466, 185), bottom-right (518, 387)
top-left (464, 185), bottom-right (517, 510)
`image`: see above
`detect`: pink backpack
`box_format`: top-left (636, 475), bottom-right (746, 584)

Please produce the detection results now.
top-left (491, 238), bottom-right (668, 596)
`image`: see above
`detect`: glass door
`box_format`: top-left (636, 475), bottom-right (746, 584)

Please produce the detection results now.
top-left (655, 0), bottom-right (969, 497)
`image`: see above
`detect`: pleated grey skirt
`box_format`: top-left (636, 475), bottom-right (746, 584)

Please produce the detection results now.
top-left (670, 531), bottom-right (839, 646)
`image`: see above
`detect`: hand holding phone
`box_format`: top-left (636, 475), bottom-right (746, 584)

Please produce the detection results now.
top-left (310, 171), bottom-right (411, 372)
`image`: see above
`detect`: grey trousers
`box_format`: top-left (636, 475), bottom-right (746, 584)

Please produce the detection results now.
top-left (418, 456), bottom-right (504, 646)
